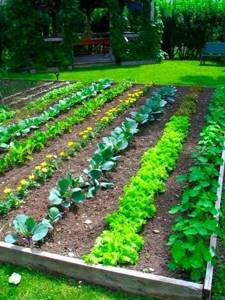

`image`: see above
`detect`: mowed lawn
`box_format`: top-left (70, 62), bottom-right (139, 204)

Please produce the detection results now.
top-left (1, 60), bottom-right (225, 87)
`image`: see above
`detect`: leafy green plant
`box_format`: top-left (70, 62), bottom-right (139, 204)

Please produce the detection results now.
top-left (0, 104), bottom-right (15, 124)
top-left (5, 214), bottom-right (52, 245)
top-left (168, 87), bottom-right (225, 281)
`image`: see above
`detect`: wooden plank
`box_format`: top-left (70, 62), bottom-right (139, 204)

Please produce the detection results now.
top-left (203, 146), bottom-right (225, 300)
top-left (0, 242), bottom-right (202, 300)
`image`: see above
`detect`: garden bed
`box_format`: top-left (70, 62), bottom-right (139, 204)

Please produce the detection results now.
top-left (0, 81), bottom-right (224, 300)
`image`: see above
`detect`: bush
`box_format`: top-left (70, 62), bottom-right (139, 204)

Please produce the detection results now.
top-left (157, 0), bottom-right (225, 59)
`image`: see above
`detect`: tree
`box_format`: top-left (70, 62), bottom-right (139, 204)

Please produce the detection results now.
top-left (32, 0), bottom-right (62, 36)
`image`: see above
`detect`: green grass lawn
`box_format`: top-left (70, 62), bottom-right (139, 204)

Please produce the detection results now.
top-left (0, 60), bottom-right (224, 300)
top-left (0, 263), bottom-right (155, 300)
top-left (1, 60), bottom-right (225, 87)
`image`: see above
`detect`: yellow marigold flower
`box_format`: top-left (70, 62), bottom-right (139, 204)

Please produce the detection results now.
top-left (87, 127), bottom-right (93, 131)
top-left (29, 175), bottom-right (35, 181)
top-left (67, 141), bottom-right (74, 147)
top-left (60, 151), bottom-right (65, 157)
top-left (46, 154), bottom-right (53, 159)
top-left (20, 179), bottom-right (28, 186)
top-left (41, 162), bottom-right (47, 167)
top-left (35, 166), bottom-right (41, 171)
top-left (4, 188), bottom-right (12, 194)
top-left (42, 168), bottom-right (48, 173)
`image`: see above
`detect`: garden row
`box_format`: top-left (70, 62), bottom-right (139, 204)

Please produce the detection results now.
top-left (0, 82), bottom-right (223, 289)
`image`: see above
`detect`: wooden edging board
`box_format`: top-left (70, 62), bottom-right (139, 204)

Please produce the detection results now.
top-left (0, 241), bottom-right (202, 300)
top-left (0, 153), bottom-right (224, 300)
top-left (203, 147), bottom-right (225, 300)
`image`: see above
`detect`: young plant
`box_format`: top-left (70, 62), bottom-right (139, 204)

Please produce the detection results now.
top-left (5, 214), bottom-right (52, 245)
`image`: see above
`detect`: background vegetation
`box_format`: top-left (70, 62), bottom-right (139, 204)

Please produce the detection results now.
top-left (157, 0), bottom-right (225, 59)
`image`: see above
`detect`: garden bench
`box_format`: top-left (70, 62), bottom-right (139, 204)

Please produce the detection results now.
top-left (200, 42), bottom-right (225, 65)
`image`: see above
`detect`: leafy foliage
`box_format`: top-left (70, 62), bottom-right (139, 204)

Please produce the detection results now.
top-left (157, 0), bottom-right (225, 59)
top-left (49, 85), bottom-right (176, 213)
top-left (168, 87), bottom-right (225, 281)
top-left (84, 90), bottom-right (198, 266)
top-left (5, 214), bottom-right (52, 245)
top-left (13, 81), bottom-right (85, 121)
top-left (0, 80), bottom-right (132, 173)
top-left (0, 82), bottom-right (140, 216)
top-left (84, 114), bottom-right (190, 265)
top-left (0, 80), bottom-right (111, 149)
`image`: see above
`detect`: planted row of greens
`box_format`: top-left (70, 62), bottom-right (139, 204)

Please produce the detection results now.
top-left (0, 104), bottom-right (15, 124)
top-left (84, 90), bottom-right (198, 266)
top-left (5, 81), bottom-right (85, 124)
top-left (168, 87), bottom-right (225, 282)
top-left (0, 80), bottom-right (132, 174)
top-left (0, 80), bottom-right (111, 149)
top-left (5, 86), bottom-right (177, 245)
top-left (0, 87), bottom-right (146, 216)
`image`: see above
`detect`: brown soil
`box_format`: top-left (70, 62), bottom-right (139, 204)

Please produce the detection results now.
top-left (0, 85), bottom-right (144, 197)
top-left (0, 86), bottom-right (213, 281)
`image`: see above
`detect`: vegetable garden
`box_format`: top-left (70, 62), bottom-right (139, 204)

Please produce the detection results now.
top-left (0, 79), bottom-right (224, 300)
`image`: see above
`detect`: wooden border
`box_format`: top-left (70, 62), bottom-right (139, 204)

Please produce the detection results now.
top-left (203, 147), bottom-right (225, 300)
top-left (0, 242), bottom-right (202, 300)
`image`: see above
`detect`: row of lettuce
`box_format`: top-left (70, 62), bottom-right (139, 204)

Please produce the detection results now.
top-left (4, 85), bottom-right (225, 283)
